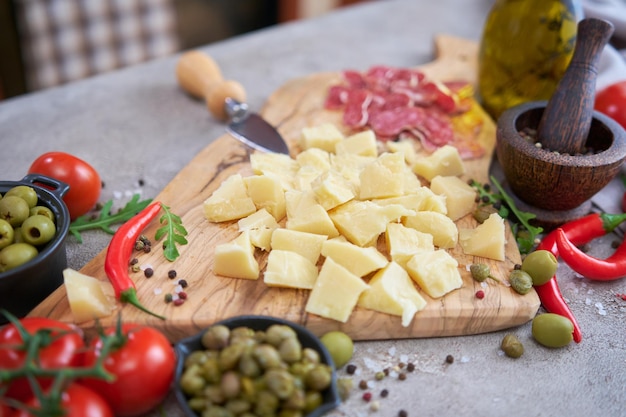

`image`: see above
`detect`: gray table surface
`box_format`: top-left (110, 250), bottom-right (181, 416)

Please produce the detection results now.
top-left (1, 1), bottom-right (625, 416)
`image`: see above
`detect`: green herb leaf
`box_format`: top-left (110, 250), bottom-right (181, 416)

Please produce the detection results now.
top-left (155, 204), bottom-right (188, 262)
top-left (69, 195), bottom-right (153, 243)
top-left (470, 176), bottom-right (543, 254)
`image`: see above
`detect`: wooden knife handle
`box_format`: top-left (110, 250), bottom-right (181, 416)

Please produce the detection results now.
top-left (536, 18), bottom-right (614, 154)
top-left (176, 50), bottom-right (247, 121)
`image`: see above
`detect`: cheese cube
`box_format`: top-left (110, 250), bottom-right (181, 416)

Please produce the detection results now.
top-left (237, 208), bottom-right (280, 251)
top-left (386, 139), bottom-right (418, 164)
top-left (359, 152), bottom-right (406, 199)
top-left (373, 186), bottom-right (447, 214)
top-left (311, 170), bottom-right (356, 210)
top-left (412, 145), bottom-right (465, 181)
top-left (243, 175), bottom-right (286, 221)
top-left (264, 250), bottom-right (319, 289)
top-left (335, 130), bottom-right (378, 157)
top-left (285, 190), bottom-right (340, 237)
top-left (203, 174), bottom-right (257, 222)
top-left (430, 175), bottom-right (476, 221)
top-left (63, 268), bottom-right (115, 323)
top-left (459, 212), bottom-right (506, 261)
top-left (329, 200), bottom-right (415, 247)
top-left (250, 153), bottom-right (299, 190)
top-left (385, 222), bottom-right (434, 267)
top-left (321, 237), bottom-right (388, 277)
top-left (213, 230), bottom-right (260, 280)
top-left (300, 123), bottom-right (345, 152)
top-left (405, 250), bottom-right (463, 298)
top-left (358, 261), bottom-right (427, 327)
top-left (270, 228), bottom-right (327, 264)
top-left (305, 257), bottom-right (369, 323)
top-left (296, 148), bottom-right (332, 171)
top-left (403, 211), bottom-right (458, 249)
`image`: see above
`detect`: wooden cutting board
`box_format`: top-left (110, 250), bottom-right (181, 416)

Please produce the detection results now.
top-left (29, 35), bottom-right (540, 343)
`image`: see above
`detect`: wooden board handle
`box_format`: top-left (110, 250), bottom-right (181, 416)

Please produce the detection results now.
top-left (537, 18), bottom-right (615, 154)
top-left (176, 51), bottom-right (247, 121)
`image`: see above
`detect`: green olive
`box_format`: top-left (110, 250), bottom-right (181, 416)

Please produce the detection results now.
top-left (13, 227), bottom-right (24, 244)
top-left (508, 269), bottom-right (533, 295)
top-left (320, 330), bottom-right (353, 369)
top-left (0, 219), bottom-right (14, 250)
top-left (20, 215), bottom-right (56, 246)
top-left (5, 186), bottom-right (38, 208)
top-left (0, 196), bottom-right (30, 227)
top-left (531, 313), bottom-right (574, 348)
top-left (521, 250), bottom-right (558, 286)
top-left (30, 206), bottom-right (55, 223)
top-left (0, 242), bottom-right (38, 273)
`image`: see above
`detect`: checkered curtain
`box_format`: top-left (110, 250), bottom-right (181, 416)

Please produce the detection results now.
top-left (14, 0), bottom-right (180, 91)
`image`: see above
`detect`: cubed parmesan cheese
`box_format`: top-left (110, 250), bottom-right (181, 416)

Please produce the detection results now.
top-left (405, 250), bottom-right (463, 298)
top-left (305, 257), bottom-right (369, 323)
top-left (300, 123), bottom-right (345, 152)
top-left (213, 230), bottom-right (259, 280)
top-left (63, 268), bottom-right (115, 323)
top-left (358, 261), bottom-right (427, 327)
top-left (412, 145), bottom-right (465, 181)
top-left (264, 250), bottom-right (319, 289)
top-left (459, 212), bottom-right (506, 261)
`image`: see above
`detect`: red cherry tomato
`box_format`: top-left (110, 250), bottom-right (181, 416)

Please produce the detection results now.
top-left (594, 80), bottom-right (626, 130)
top-left (12, 383), bottom-right (114, 417)
top-left (0, 318), bottom-right (85, 402)
top-left (81, 324), bottom-right (175, 417)
top-left (28, 152), bottom-right (101, 219)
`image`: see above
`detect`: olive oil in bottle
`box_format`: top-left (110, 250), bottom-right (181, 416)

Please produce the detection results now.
top-left (478, 0), bottom-right (583, 119)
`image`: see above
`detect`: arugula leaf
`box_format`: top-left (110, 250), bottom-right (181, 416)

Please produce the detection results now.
top-left (470, 176), bottom-right (543, 254)
top-left (69, 194), bottom-right (153, 243)
top-left (155, 203), bottom-right (188, 262)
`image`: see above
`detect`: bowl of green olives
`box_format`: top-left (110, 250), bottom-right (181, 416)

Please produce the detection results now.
top-left (0, 174), bottom-right (70, 323)
top-left (174, 315), bottom-right (341, 417)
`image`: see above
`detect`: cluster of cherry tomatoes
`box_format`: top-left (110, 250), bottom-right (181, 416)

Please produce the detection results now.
top-left (0, 317), bottom-right (176, 417)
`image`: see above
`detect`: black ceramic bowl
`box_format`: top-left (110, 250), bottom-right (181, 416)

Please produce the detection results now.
top-left (0, 174), bottom-right (70, 324)
top-left (174, 315), bottom-right (341, 417)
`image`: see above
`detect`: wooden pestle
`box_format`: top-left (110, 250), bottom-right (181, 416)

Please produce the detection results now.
top-left (537, 18), bottom-right (614, 154)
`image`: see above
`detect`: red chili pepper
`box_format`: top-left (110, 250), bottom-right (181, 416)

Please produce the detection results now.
top-left (554, 228), bottom-right (626, 281)
top-left (533, 212), bottom-right (626, 343)
top-left (104, 201), bottom-right (166, 320)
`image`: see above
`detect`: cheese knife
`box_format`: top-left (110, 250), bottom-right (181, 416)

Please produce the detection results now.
top-left (176, 51), bottom-right (290, 154)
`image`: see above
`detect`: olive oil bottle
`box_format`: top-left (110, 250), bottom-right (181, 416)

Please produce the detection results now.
top-left (478, 0), bottom-right (583, 119)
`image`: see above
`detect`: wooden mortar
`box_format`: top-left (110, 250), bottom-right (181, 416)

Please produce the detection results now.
top-left (496, 18), bottom-right (626, 227)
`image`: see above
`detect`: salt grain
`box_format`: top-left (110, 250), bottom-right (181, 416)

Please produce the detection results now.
top-left (388, 346), bottom-right (396, 356)
top-left (140, 264), bottom-right (153, 271)
top-left (153, 288), bottom-right (162, 295)
top-left (174, 284), bottom-right (184, 293)
top-left (595, 302), bottom-right (607, 315)
top-left (459, 356), bottom-right (470, 363)
top-left (585, 298), bottom-right (592, 305)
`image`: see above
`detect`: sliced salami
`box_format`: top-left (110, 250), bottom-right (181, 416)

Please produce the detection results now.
top-left (324, 65), bottom-right (485, 159)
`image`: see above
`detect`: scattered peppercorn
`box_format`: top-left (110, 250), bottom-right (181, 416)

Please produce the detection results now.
top-left (164, 293), bottom-right (173, 303)
top-left (406, 363), bottom-right (415, 372)
top-left (475, 290), bottom-right (485, 299)
top-left (398, 373), bottom-right (407, 381)
top-left (144, 268), bottom-right (154, 278)
top-left (131, 264), bottom-right (141, 273)
top-left (134, 240), bottom-right (145, 251)
top-left (380, 389), bottom-right (389, 398)
top-left (173, 298), bottom-right (185, 306)
top-left (178, 279), bottom-right (188, 288)
top-left (358, 380), bottom-right (368, 390)
top-left (445, 355), bottom-right (454, 364)
top-left (398, 362), bottom-right (405, 369)
top-left (375, 371), bottom-right (385, 381)
top-left (398, 410), bottom-right (408, 417)
top-left (383, 368), bottom-right (390, 376)
top-left (362, 392), bottom-right (372, 402)
top-left (370, 401), bottom-right (380, 412)
top-left (138, 178), bottom-right (145, 186)
top-left (143, 245), bottom-right (151, 253)
top-left (617, 293), bottom-right (626, 301)
top-left (129, 258), bottom-right (138, 265)
top-left (513, 263), bottom-right (522, 270)
top-left (178, 291), bottom-right (188, 300)
top-left (168, 270), bottom-right (177, 279)
top-left (346, 364), bottom-right (357, 375)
